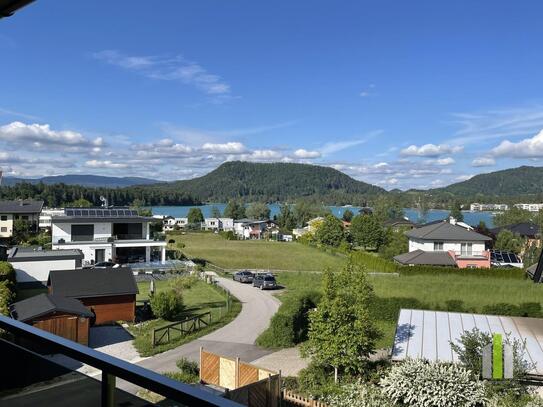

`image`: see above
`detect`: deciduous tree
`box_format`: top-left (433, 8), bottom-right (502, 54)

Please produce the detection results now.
top-left (224, 200), bottom-right (246, 220)
top-left (187, 207), bottom-right (204, 224)
top-left (314, 214), bottom-right (345, 247)
top-left (246, 202), bottom-right (271, 220)
top-left (350, 214), bottom-right (385, 250)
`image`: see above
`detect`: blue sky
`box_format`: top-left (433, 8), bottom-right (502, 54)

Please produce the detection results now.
top-left (1, 1), bottom-right (543, 190)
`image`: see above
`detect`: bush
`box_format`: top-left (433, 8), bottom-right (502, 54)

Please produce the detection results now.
top-left (256, 290), bottom-right (321, 348)
top-left (150, 289), bottom-right (184, 320)
top-left (399, 264), bottom-right (525, 279)
top-left (324, 382), bottom-right (393, 407)
top-left (219, 230), bottom-right (236, 240)
top-left (380, 359), bottom-right (486, 407)
top-left (169, 275), bottom-right (199, 292)
top-left (164, 370), bottom-right (199, 384)
top-left (176, 357), bottom-right (199, 376)
top-left (0, 262), bottom-right (15, 285)
top-left (297, 361), bottom-right (339, 398)
top-left (0, 280), bottom-right (15, 316)
top-left (351, 251), bottom-right (397, 273)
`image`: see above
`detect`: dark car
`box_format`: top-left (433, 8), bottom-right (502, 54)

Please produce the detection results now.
top-left (252, 274), bottom-right (277, 290)
top-left (233, 270), bottom-right (254, 283)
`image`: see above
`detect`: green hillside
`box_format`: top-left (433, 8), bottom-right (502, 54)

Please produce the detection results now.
top-left (146, 161), bottom-right (386, 204)
top-left (433, 166), bottom-right (543, 197)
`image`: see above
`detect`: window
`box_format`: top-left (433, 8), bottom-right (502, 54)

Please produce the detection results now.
top-left (433, 242), bottom-right (444, 251)
top-left (22, 215), bottom-right (29, 220)
top-left (71, 224), bottom-right (95, 241)
top-left (0, 227), bottom-right (6, 232)
top-left (461, 243), bottom-right (473, 256)
top-left (0, 215), bottom-right (7, 221)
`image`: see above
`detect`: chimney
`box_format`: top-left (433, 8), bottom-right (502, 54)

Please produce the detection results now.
top-left (449, 216), bottom-right (456, 225)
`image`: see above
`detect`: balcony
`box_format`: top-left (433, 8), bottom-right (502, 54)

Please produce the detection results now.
top-left (451, 250), bottom-right (489, 259)
top-left (0, 315), bottom-right (240, 406)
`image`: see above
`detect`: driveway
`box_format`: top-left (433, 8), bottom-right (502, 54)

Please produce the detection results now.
top-left (117, 275), bottom-right (281, 393)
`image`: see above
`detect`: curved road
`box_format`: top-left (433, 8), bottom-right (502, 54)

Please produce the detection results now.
top-left (127, 276), bottom-right (280, 378)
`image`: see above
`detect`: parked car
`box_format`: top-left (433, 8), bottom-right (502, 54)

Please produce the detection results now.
top-left (93, 261), bottom-right (120, 269)
top-left (233, 270), bottom-right (254, 283)
top-left (252, 274), bottom-right (277, 290)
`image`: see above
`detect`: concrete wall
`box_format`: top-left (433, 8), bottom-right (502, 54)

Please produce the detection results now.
top-left (52, 222), bottom-right (113, 243)
top-left (0, 213), bottom-right (13, 238)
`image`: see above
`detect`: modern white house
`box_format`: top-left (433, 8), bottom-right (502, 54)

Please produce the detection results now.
top-left (394, 218), bottom-right (492, 268)
top-left (202, 218), bottom-right (234, 232)
top-left (163, 217), bottom-right (188, 231)
top-left (514, 203), bottom-right (543, 212)
top-left (0, 200), bottom-right (44, 239)
top-left (7, 247), bottom-right (83, 285)
top-left (51, 207), bottom-right (166, 266)
top-left (233, 219), bottom-right (277, 240)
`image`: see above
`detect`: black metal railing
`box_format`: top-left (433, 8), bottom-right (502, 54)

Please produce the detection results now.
top-left (0, 315), bottom-right (241, 407)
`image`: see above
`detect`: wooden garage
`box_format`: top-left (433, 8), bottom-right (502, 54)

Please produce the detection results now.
top-left (9, 294), bottom-right (93, 345)
top-left (47, 268), bottom-right (139, 325)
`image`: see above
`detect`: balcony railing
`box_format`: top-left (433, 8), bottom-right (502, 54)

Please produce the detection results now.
top-left (452, 250), bottom-right (488, 258)
top-left (0, 315), bottom-right (241, 407)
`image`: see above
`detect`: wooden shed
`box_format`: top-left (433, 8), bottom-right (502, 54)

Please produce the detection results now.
top-left (47, 268), bottom-right (139, 325)
top-left (9, 294), bottom-right (93, 345)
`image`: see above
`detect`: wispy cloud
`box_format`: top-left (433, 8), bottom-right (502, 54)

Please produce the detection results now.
top-left (0, 107), bottom-right (40, 121)
top-left (400, 143), bottom-right (463, 157)
top-left (359, 83), bottom-right (376, 97)
top-left (320, 130), bottom-right (382, 156)
top-left (449, 106), bottom-right (543, 145)
top-left (92, 50), bottom-right (232, 98)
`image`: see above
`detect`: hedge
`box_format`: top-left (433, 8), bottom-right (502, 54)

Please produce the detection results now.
top-left (0, 262), bottom-right (16, 285)
top-left (256, 290), bottom-right (321, 348)
top-left (0, 280), bottom-right (15, 316)
top-left (398, 264), bottom-right (526, 279)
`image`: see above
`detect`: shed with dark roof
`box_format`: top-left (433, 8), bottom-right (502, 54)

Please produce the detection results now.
top-left (47, 267), bottom-right (139, 325)
top-left (9, 293), bottom-right (92, 345)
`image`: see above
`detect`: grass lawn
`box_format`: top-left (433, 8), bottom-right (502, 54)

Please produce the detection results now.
top-left (130, 279), bottom-right (241, 356)
top-left (274, 271), bottom-right (543, 349)
top-left (170, 232), bottom-right (347, 271)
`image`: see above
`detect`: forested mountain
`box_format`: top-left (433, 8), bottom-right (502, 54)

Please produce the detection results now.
top-left (0, 183), bottom-right (198, 207)
top-left (2, 174), bottom-right (160, 188)
top-left (144, 161), bottom-right (386, 204)
top-left (430, 166), bottom-right (543, 199)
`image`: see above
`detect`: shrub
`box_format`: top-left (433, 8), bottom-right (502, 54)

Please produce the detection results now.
top-left (256, 290), bottom-right (321, 348)
top-left (219, 230), bottom-right (236, 240)
top-left (282, 376), bottom-right (299, 392)
top-left (164, 371), bottom-right (199, 384)
top-left (150, 289), bottom-right (184, 320)
top-left (0, 262), bottom-right (15, 285)
top-left (324, 382), bottom-right (393, 407)
top-left (380, 359), bottom-right (487, 407)
top-left (169, 275), bottom-right (199, 293)
top-left (297, 361), bottom-right (339, 398)
top-left (0, 280), bottom-right (15, 316)
top-left (176, 357), bottom-right (199, 376)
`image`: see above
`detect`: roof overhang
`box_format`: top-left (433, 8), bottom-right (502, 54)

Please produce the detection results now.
top-left (0, 0), bottom-right (34, 18)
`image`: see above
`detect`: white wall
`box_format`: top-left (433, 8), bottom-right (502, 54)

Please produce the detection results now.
top-left (409, 238), bottom-right (486, 253)
top-left (0, 214), bottom-right (13, 238)
top-left (52, 222), bottom-right (112, 243)
top-left (13, 258), bottom-right (79, 283)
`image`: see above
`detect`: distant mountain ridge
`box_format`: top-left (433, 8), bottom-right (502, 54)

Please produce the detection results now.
top-left (142, 161), bottom-right (386, 203)
top-left (430, 166), bottom-right (543, 197)
top-left (2, 174), bottom-right (161, 188)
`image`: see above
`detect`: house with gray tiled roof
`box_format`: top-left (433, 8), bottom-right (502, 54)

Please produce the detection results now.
top-left (394, 218), bottom-right (492, 268)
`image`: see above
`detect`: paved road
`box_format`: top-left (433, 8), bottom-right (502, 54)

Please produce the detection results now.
top-left (117, 275), bottom-right (281, 393)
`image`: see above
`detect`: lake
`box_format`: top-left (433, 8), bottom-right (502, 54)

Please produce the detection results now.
top-left (151, 204), bottom-right (495, 228)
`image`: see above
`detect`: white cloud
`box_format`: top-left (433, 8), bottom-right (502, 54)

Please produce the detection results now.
top-left (293, 149), bottom-right (321, 159)
top-left (425, 157), bottom-right (455, 166)
top-left (359, 83), bottom-right (376, 97)
top-left (201, 142), bottom-right (247, 154)
top-left (491, 129), bottom-right (543, 158)
top-left (92, 50), bottom-right (232, 97)
top-left (401, 143), bottom-right (463, 157)
top-left (85, 160), bottom-right (129, 169)
top-left (0, 121), bottom-right (103, 151)
top-left (471, 157), bottom-right (496, 167)
top-left (455, 174), bottom-right (474, 181)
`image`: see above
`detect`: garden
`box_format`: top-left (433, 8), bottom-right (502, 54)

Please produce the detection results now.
top-left (129, 275), bottom-right (241, 356)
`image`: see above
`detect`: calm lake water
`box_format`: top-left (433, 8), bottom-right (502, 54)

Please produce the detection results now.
top-left (151, 204), bottom-right (495, 228)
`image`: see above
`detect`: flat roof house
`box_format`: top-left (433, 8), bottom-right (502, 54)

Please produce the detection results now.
top-left (394, 219), bottom-right (492, 268)
top-left (8, 247), bottom-right (83, 285)
top-left (9, 293), bottom-right (93, 345)
top-left (0, 200), bottom-right (44, 239)
top-left (51, 207), bottom-right (167, 267)
top-left (48, 268), bottom-right (139, 325)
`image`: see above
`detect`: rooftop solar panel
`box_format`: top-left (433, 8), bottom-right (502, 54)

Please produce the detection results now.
top-left (62, 207), bottom-right (144, 218)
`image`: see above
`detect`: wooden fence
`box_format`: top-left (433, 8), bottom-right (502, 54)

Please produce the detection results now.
top-left (151, 312), bottom-right (211, 346)
top-left (200, 348), bottom-right (281, 407)
top-left (282, 390), bottom-right (328, 407)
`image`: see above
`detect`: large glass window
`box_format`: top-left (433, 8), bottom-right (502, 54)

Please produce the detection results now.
top-left (71, 224), bottom-right (94, 241)
top-left (433, 241), bottom-right (444, 251)
top-left (461, 242), bottom-right (473, 256)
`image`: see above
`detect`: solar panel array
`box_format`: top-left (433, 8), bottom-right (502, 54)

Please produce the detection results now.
top-left (64, 208), bottom-right (139, 218)
top-left (490, 250), bottom-right (521, 264)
